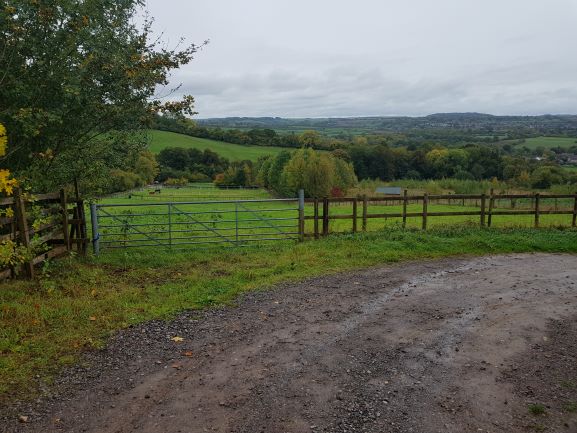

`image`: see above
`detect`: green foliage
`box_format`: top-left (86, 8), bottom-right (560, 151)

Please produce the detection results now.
top-left (214, 162), bottom-right (255, 187)
top-left (164, 177), bottom-right (188, 187)
top-left (157, 146), bottom-right (229, 181)
top-left (0, 1), bottom-right (201, 193)
top-left (108, 170), bottom-right (142, 192)
top-left (530, 166), bottom-right (568, 189)
top-left (257, 148), bottom-right (358, 198)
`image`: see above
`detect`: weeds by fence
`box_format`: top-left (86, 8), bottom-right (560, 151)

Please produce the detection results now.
top-left (0, 188), bottom-right (88, 279)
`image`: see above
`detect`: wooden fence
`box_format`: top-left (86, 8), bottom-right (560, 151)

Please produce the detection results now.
top-left (303, 190), bottom-right (577, 238)
top-left (0, 188), bottom-right (88, 279)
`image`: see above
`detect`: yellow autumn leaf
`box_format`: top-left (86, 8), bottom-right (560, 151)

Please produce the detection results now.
top-left (0, 122), bottom-right (6, 156)
top-left (170, 336), bottom-right (184, 342)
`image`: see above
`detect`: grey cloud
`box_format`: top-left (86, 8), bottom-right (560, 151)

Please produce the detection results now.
top-left (146, 0), bottom-right (577, 117)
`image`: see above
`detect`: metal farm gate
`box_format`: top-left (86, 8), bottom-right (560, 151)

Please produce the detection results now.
top-left (90, 194), bottom-right (304, 254)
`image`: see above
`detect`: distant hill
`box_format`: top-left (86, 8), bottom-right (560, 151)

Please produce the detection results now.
top-left (197, 113), bottom-right (577, 135)
top-left (148, 130), bottom-right (289, 161)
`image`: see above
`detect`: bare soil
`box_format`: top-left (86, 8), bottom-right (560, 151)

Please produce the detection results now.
top-left (2, 253), bottom-right (577, 433)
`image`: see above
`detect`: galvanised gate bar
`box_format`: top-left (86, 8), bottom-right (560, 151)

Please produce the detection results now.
top-left (90, 191), bottom-right (305, 254)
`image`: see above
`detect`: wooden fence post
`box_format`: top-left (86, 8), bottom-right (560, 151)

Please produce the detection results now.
top-left (402, 189), bottom-right (408, 228)
top-left (362, 195), bottom-right (368, 232)
top-left (534, 193), bottom-right (540, 228)
top-left (480, 194), bottom-right (486, 227)
top-left (313, 199), bottom-right (319, 239)
top-left (60, 189), bottom-right (71, 251)
top-left (573, 192), bottom-right (577, 228)
top-left (487, 189), bottom-right (494, 227)
top-left (352, 198), bottom-right (358, 233)
top-left (14, 188), bottom-right (34, 278)
top-left (298, 189), bottom-right (305, 242)
top-left (422, 193), bottom-right (428, 230)
top-left (77, 199), bottom-right (88, 255)
top-left (322, 198), bottom-right (329, 236)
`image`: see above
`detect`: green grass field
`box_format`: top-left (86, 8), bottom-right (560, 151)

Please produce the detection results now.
top-left (148, 130), bottom-right (289, 161)
top-left (517, 136), bottom-right (577, 150)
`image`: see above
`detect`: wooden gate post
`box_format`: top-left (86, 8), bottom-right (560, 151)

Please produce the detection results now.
top-left (14, 188), bottom-right (33, 278)
top-left (322, 198), bottom-right (329, 236)
top-left (60, 189), bottom-right (71, 251)
top-left (298, 189), bottom-right (305, 242)
top-left (313, 199), bottom-right (319, 239)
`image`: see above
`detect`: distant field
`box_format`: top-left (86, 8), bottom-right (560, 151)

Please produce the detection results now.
top-left (148, 130), bottom-right (289, 161)
top-left (517, 136), bottom-right (577, 150)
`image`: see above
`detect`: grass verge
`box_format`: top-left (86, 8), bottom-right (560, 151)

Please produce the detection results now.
top-left (2, 225), bottom-right (577, 403)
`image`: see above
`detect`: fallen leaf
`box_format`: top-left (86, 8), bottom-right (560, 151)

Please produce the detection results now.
top-left (89, 316), bottom-right (97, 321)
top-left (182, 351), bottom-right (193, 357)
top-left (18, 415), bottom-right (29, 423)
top-left (171, 363), bottom-right (182, 369)
top-left (171, 336), bottom-right (184, 342)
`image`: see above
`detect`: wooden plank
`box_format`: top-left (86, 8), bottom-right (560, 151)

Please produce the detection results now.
top-left (428, 194), bottom-right (482, 200)
top-left (494, 194), bottom-right (541, 199)
top-left (366, 213), bottom-right (403, 219)
top-left (426, 211), bottom-right (482, 217)
top-left (362, 195), bottom-right (368, 231)
top-left (0, 197), bottom-right (15, 206)
top-left (34, 192), bottom-right (61, 202)
top-left (31, 245), bottom-right (68, 266)
top-left (329, 214), bottom-right (355, 220)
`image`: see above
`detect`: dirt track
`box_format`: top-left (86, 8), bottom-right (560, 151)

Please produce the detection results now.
top-left (3, 253), bottom-right (577, 433)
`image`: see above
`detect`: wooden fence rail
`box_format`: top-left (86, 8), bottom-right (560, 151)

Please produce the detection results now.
top-left (0, 188), bottom-right (88, 279)
top-left (302, 191), bottom-right (577, 238)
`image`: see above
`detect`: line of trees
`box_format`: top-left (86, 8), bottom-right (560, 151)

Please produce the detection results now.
top-left (342, 144), bottom-right (577, 189)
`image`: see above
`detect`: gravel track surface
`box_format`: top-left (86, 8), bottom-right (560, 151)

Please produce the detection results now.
top-left (2, 253), bottom-right (577, 433)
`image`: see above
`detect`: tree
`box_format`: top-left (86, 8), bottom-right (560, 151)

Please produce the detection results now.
top-left (0, 0), bottom-right (204, 192)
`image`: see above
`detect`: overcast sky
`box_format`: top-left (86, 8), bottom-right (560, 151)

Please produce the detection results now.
top-left (144, 0), bottom-right (577, 118)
